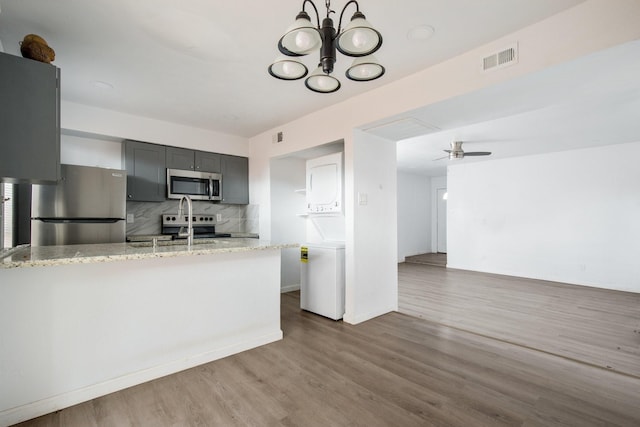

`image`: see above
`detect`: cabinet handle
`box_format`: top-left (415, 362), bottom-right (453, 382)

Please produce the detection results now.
top-left (128, 194), bottom-right (132, 198)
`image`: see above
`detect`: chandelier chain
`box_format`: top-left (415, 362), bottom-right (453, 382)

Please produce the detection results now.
top-left (325, 0), bottom-right (335, 18)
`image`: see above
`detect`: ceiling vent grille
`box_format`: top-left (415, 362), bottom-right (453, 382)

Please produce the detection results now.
top-left (482, 43), bottom-right (518, 72)
top-left (272, 131), bottom-right (284, 144)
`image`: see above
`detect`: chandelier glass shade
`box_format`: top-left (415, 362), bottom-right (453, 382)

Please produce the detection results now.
top-left (336, 12), bottom-right (383, 57)
top-left (278, 11), bottom-right (323, 56)
top-left (269, 0), bottom-right (384, 93)
top-left (306, 65), bottom-right (341, 93)
top-left (268, 56), bottom-right (309, 80)
top-left (346, 55), bottom-right (385, 81)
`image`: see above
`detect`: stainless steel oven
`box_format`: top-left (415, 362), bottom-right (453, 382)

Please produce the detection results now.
top-left (161, 214), bottom-right (230, 239)
top-left (166, 168), bottom-right (222, 201)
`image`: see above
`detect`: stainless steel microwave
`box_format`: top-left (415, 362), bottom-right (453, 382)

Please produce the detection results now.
top-left (166, 168), bottom-right (222, 201)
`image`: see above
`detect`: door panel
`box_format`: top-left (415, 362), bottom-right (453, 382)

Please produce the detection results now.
top-left (436, 188), bottom-right (447, 253)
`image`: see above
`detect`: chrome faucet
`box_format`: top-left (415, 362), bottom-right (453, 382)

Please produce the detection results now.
top-left (177, 195), bottom-right (193, 247)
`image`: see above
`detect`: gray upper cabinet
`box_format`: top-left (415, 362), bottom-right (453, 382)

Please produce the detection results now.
top-left (124, 140), bottom-right (246, 203)
top-left (124, 140), bottom-right (166, 202)
top-left (166, 147), bottom-right (221, 173)
top-left (195, 151), bottom-right (221, 173)
top-left (221, 155), bottom-right (249, 205)
top-left (0, 52), bottom-right (60, 183)
top-left (166, 147), bottom-right (195, 170)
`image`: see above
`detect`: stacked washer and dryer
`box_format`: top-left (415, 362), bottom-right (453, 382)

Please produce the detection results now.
top-left (300, 152), bottom-right (346, 320)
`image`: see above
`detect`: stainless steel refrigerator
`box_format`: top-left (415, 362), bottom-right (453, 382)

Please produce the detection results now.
top-left (31, 164), bottom-right (127, 246)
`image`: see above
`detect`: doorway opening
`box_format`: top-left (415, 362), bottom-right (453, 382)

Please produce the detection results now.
top-left (436, 187), bottom-right (447, 254)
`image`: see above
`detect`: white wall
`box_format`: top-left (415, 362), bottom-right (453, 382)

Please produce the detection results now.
top-left (447, 141), bottom-right (640, 293)
top-left (344, 130), bottom-right (398, 324)
top-left (397, 172), bottom-right (431, 262)
top-left (60, 133), bottom-right (122, 169)
top-left (249, 1), bottom-right (640, 321)
top-left (270, 157), bottom-right (307, 292)
top-left (62, 101), bottom-right (249, 157)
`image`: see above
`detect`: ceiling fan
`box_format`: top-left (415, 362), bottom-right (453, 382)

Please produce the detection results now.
top-left (434, 140), bottom-right (492, 161)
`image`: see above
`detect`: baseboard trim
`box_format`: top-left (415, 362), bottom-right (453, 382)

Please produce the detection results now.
top-left (281, 284), bottom-right (300, 293)
top-left (343, 305), bottom-right (396, 325)
top-left (0, 330), bottom-right (283, 427)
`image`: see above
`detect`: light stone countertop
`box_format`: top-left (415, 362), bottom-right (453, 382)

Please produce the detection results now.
top-left (0, 239), bottom-right (299, 269)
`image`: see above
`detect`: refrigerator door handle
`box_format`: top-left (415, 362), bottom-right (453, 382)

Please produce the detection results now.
top-left (37, 218), bottom-right (122, 224)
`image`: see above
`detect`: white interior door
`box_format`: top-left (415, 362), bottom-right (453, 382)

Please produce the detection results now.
top-left (436, 188), bottom-right (447, 253)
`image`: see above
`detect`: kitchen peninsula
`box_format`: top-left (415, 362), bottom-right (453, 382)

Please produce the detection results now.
top-left (0, 239), bottom-right (297, 426)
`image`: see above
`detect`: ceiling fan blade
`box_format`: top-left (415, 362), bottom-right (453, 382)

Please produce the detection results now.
top-left (463, 151), bottom-right (492, 156)
top-left (443, 149), bottom-right (452, 153)
top-left (432, 155), bottom-right (449, 161)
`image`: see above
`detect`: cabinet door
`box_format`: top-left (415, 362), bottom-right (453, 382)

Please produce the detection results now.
top-left (166, 147), bottom-right (195, 170)
top-left (124, 140), bottom-right (166, 202)
top-left (221, 155), bottom-right (249, 204)
top-left (195, 151), bottom-right (221, 173)
top-left (0, 52), bottom-right (60, 183)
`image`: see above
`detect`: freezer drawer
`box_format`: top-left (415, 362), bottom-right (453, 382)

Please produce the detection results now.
top-left (300, 243), bottom-right (345, 320)
top-left (31, 219), bottom-right (125, 246)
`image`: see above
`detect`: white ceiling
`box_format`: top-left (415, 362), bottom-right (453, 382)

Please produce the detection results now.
top-left (392, 39), bottom-right (640, 175)
top-left (0, 0), bottom-right (584, 139)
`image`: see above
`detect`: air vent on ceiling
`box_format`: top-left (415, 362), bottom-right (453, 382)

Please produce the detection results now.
top-left (482, 43), bottom-right (518, 72)
top-left (272, 131), bottom-right (284, 144)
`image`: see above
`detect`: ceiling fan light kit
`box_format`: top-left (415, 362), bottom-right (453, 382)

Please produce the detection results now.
top-left (269, 0), bottom-right (384, 93)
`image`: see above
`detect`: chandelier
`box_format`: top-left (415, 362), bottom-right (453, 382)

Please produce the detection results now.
top-left (268, 0), bottom-right (385, 93)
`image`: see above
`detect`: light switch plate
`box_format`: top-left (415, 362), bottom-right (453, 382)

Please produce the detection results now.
top-left (358, 193), bottom-right (368, 205)
top-left (216, 213), bottom-right (222, 221)
top-left (126, 213), bottom-right (134, 223)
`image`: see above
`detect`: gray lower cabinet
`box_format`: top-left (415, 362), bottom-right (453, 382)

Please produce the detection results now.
top-left (124, 140), bottom-right (167, 202)
top-left (221, 155), bottom-right (249, 204)
top-left (166, 147), bottom-right (221, 173)
top-left (0, 52), bottom-right (60, 183)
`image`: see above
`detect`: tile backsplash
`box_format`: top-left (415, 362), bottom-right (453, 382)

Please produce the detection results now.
top-left (126, 201), bottom-right (259, 236)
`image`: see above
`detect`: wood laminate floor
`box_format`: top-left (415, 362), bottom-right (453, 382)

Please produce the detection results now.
top-left (405, 253), bottom-right (447, 268)
top-left (15, 286), bottom-right (640, 426)
top-left (399, 263), bottom-right (640, 379)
